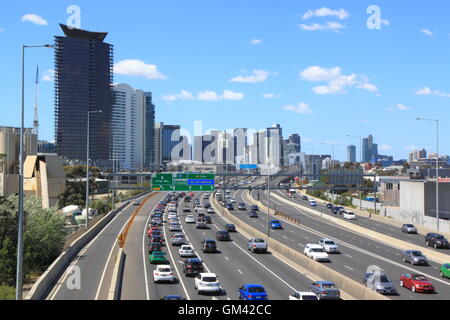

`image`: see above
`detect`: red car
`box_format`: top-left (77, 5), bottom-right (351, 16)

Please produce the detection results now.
top-left (400, 273), bottom-right (435, 293)
top-left (148, 229), bottom-right (163, 239)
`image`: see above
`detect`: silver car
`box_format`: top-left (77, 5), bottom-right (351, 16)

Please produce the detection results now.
top-left (403, 250), bottom-right (428, 265)
top-left (171, 233), bottom-right (186, 246)
top-left (365, 273), bottom-right (397, 295)
top-left (401, 224), bottom-right (417, 234)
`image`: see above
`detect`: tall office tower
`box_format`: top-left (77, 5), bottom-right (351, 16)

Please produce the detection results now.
top-left (372, 143), bottom-right (378, 161)
top-left (362, 134), bottom-right (378, 162)
top-left (347, 145), bottom-right (356, 163)
top-left (154, 122), bottom-right (163, 167)
top-left (202, 133), bottom-right (217, 164)
top-left (54, 24), bottom-right (113, 163)
top-left (283, 139), bottom-right (300, 166)
top-left (161, 124), bottom-right (181, 163)
top-left (111, 84), bottom-right (155, 171)
top-left (251, 130), bottom-right (268, 165)
top-left (267, 124), bottom-right (283, 167)
top-left (288, 134), bottom-right (301, 153)
top-left (193, 136), bottom-right (204, 162)
top-left (233, 128), bottom-right (248, 164)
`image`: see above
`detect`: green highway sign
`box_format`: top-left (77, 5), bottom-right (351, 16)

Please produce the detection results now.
top-left (151, 173), bottom-right (216, 192)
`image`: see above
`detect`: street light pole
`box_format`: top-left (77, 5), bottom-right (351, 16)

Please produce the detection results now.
top-left (417, 118), bottom-right (440, 232)
top-left (86, 110), bottom-right (102, 230)
top-left (16, 44), bottom-right (53, 301)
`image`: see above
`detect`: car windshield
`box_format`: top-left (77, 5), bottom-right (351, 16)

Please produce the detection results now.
top-left (159, 268), bottom-right (171, 272)
top-left (311, 248), bottom-right (324, 253)
top-left (248, 287), bottom-right (265, 293)
top-left (182, 246), bottom-right (192, 250)
top-left (153, 252), bottom-right (164, 256)
top-left (321, 284), bottom-right (337, 289)
top-left (205, 241), bottom-right (216, 245)
top-left (202, 277), bottom-right (218, 282)
top-left (254, 239), bottom-right (265, 243)
top-left (411, 251), bottom-right (423, 257)
top-left (302, 295), bottom-right (318, 300)
top-left (435, 235), bottom-right (445, 239)
top-left (406, 224), bottom-right (414, 228)
top-left (324, 241), bottom-right (335, 245)
top-left (412, 275), bottom-right (427, 281)
top-left (380, 275), bottom-right (392, 283)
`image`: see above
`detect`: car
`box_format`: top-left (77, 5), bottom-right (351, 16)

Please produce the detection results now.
top-left (326, 203), bottom-right (333, 209)
top-left (183, 207), bottom-right (192, 213)
top-left (364, 272), bottom-right (397, 295)
top-left (216, 231), bottom-right (231, 241)
top-left (309, 200), bottom-right (317, 207)
top-left (200, 239), bottom-right (217, 253)
top-left (194, 273), bottom-right (221, 294)
top-left (304, 244), bottom-right (329, 262)
top-left (169, 223), bottom-right (182, 232)
top-left (425, 233), bottom-right (449, 249)
top-left (179, 245), bottom-right (195, 257)
top-left (225, 224), bottom-right (236, 232)
top-left (185, 215), bottom-right (196, 224)
top-left (230, 198), bottom-right (237, 203)
top-left (400, 274), bottom-right (435, 293)
top-left (331, 206), bottom-right (344, 215)
top-left (149, 251), bottom-right (168, 264)
top-left (167, 212), bottom-right (178, 219)
top-left (183, 258), bottom-right (204, 276)
top-left (151, 217), bottom-right (162, 226)
top-left (343, 211), bottom-right (357, 220)
top-left (403, 250), bottom-right (428, 265)
top-left (196, 219), bottom-right (208, 229)
top-left (184, 196), bottom-right (192, 203)
top-left (153, 265), bottom-right (174, 283)
top-left (150, 235), bottom-right (164, 245)
top-left (160, 295), bottom-right (185, 300)
top-left (401, 224), bottom-right (418, 234)
top-left (309, 281), bottom-right (340, 300)
top-left (251, 205), bottom-right (259, 211)
top-left (133, 200), bottom-right (141, 206)
top-left (238, 284), bottom-right (268, 300)
top-left (148, 242), bottom-right (162, 253)
top-left (204, 216), bottom-right (212, 224)
top-left (301, 196), bottom-right (308, 201)
top-left (207, 208), bottom-right (215, 214)
top-left (247, 238), bottom-right (267, 253)
top-left (269, 220), bottom-right (283, 230)
top-left (319, 238), bottom-right (339, 254)
top-left (249, 211), bottom-right (258, 218)
top-left (204, 203), bottom-right (211, 209)
top-left (171, 233), bottom-right (187, 246)
top-left (238, 203), bottom-right (247, 211)
top-left (226, 203), bottom-right (234, 211)
top-left (148, 229), bottom-right (162, 238)
top-left (288, 291), bottom-right (318, 300)
top-left (194, 205), bottom-right (203, 212)
top-left (440, 263), bottom-right (450, 278)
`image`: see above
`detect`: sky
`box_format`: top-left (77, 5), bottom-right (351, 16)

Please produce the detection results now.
top-left (0, 0), bottom-right (449, 162)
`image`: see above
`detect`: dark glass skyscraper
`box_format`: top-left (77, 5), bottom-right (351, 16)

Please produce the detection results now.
top-left (54, 24), bottom-right (113, 163)
top-left (144, 92), bottom-right (155, 170)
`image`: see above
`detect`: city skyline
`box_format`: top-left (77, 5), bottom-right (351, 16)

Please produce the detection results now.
top-left (1, 1), bottom-right (449, 162)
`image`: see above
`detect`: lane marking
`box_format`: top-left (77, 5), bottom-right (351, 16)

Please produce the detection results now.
top-left (345, 266), bottom-right (354, 271)
top-left (237, 269), bottom-right (243, 275)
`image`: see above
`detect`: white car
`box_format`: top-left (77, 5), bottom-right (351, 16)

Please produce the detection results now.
top-left (169, 223), bottom-right (182, 232)
top-left (343, 211), bottom-right (357, 220)
top-left (289, 291), bottom-right (318, 300)
top-left (304, 244), bottom-right (330, 262)
top-left (309, 200), bottom-right (317, 207)
top-left (153, 265), bottom-right (174, 283)
top-left (179, 245), bottom-right (195, 257)
top-left (185, 215), bottom-right (196, 224)
top-left (230, 198), bottom-right (236, 203)
top-left (207, 208), bottom-right (215, 214)
top-left (194, 273), bottom-right (221, 294)
top-left (168, 212), bottom-right (178, 220)
top-left (194, 205), bottom-right (203, 212)
top-left (319, 238), bottom-right (340, 253)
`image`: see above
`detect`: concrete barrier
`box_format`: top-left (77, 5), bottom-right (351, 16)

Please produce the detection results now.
top-left (267, 191), bottom-right (450, 265)
top-left (25, 192), bottom-right (149, 300)
top-left (108, 248), bottom-right (126, 300)
top-left (210, 194), bottom-right (388, 300)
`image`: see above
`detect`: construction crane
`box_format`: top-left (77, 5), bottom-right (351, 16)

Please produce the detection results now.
top-left (33, 65), bottom-right (39, 137)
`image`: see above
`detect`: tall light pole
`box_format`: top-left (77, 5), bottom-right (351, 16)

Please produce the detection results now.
top-left (347, 135), bottom-right (363, 210)
top-left (266, 158), bottom-right (272, 241)
top-left (417, 118), bottom-right (440, 232)
top-left (16, 44), bottom-right (54, 301)
top-left (322, 142), bottom-right (336, 203)
top-left (86, 110), bottom-right (102, 230)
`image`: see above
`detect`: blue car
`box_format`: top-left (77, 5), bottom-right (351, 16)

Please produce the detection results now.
top-left (269, 220), bottom-right (283, 230)
top-left (238, 284), bottom-right (268, 300)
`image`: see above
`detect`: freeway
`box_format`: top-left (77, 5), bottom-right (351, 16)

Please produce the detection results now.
top-left (46, 194), bottom-right (154, 300)
top-left (227, 188), bottom-right (450, 300)
top-left (121, 192), bottom-right (324, 300)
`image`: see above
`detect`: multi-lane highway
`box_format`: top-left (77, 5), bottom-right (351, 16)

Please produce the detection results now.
top-left (224, 186), bottom-right (450, 300)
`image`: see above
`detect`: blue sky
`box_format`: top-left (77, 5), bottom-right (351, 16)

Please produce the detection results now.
top-left (1, 0), bottom-right (449, 161)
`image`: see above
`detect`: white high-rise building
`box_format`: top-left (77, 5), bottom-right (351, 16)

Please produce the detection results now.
top-left (112, 83), bottom-right (147, 171)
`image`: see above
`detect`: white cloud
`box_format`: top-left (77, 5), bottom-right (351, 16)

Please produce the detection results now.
top-left (300, 66), bottom-right (378, 95)
top-left (387, 104), bottom-right (409, 112)
top-left (298, 21), bottom-right (345, 33)
top-left (379, 144), bottom-right (392, 151)
top-left (283, 102), bottom-right (313, 114)
top-left (420, 29), bottom-right (433, 37)
top-left (404, 145), bottom-right (418, 151)
top-left (381, 19), bottom-right (390, 26)
top-left (251, 39), bottom-right (262, 45)
top-left (22, 14), bottom-right (48, 26)
top-left (229, 69), bottom-right (274, 83)
top-left (262, 93), bottom-right (279, 99)
top-left (302, 8), bottom-right (349, 20)
top-left (415, 87), bottom-right (450, 98)
top-left (42, 69), bottom-right (55, 82)
top-left (114, 59), bottom-right (167, 79)
top-left (162, 90), bottom-right (244, 102)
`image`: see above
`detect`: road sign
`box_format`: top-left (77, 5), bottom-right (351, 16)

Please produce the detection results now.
top-left (151, 173), bottom-right (216, 192)
top-left (240, 164), bottom-right (258, 170)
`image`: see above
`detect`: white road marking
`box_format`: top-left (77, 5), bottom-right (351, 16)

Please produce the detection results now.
top-left (345, 266), bottom-right (354, 271)
top-left (225, 257), bottom-right (229, 261)
top-left (344, 254), bottom-right (352, 259)
top-left (237, 269), bottom-right (243, 275)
